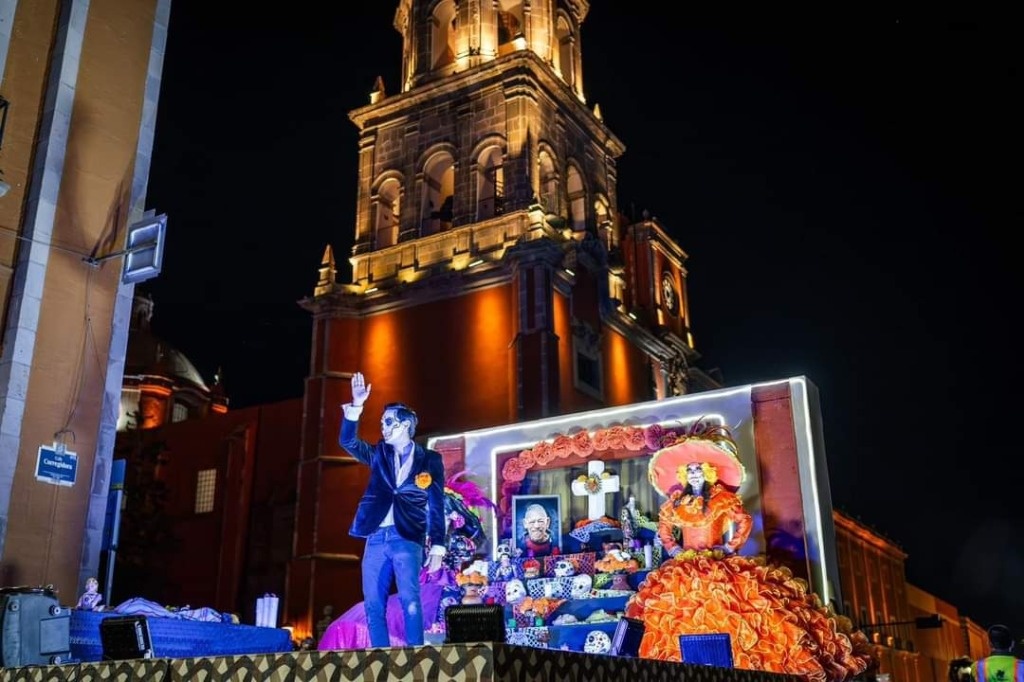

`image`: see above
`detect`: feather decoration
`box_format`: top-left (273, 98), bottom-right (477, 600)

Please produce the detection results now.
top-left (444, 470), bottom-right (498, 513)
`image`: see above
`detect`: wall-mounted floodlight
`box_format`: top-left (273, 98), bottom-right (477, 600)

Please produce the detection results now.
top-left (83, 213), bottom-right (167, 284)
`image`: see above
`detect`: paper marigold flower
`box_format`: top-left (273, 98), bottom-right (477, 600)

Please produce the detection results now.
top-left (571, 430), bottom-right (594, 457)
top-left (532, 441), bottom-right (554, 465)
top-left (625, 426), bottom-right (647, 450)
top-left (415, 472), bottom-right (432, 489)
top-left (551, 434), bottom-right (574, 459)
top-left (501, 457), bottom-right (527, 482)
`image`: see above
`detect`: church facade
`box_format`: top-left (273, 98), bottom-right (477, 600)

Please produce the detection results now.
top-left (287, 0), bottom-right (720, 635)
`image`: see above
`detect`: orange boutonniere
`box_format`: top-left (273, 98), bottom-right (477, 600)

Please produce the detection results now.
top-left (415, 472), bottom-right (432, 489)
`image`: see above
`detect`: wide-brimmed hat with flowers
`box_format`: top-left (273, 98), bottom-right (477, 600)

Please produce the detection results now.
top-left (648, 421), bottom-right (746, 496)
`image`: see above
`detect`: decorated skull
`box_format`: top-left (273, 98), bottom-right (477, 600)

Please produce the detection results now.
top-left (570, 573), bottom-right (593, 599)
top-left (552, 559), bottom-right (576, 577)
top-left (583, 630), bottom-right (612, 654)
top-left (505, 578), bottom-right (527, 603)
top-left (446, 534), bottom-right (476, 569)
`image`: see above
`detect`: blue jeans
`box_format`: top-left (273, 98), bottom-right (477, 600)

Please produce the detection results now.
top-left (362, 526), bottom-right (424, 647)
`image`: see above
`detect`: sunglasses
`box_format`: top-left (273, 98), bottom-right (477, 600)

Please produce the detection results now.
top-left (381, 416), bottom-right (405, 427)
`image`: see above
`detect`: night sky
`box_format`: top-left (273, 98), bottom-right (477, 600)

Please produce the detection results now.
top-left (141, 6), bottom-right (1020, 635)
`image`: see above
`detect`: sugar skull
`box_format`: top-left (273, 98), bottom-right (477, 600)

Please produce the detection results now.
top-left (447, 534), bottom-right (476, 569)
top-left (505, 578), bottom-right (527, 603)
top-left (553, 559), bottom-right (576, 577)
top-left (570, 574), bottom-right (593, 599)
top-left (583, 630), bottom-right (612, 654)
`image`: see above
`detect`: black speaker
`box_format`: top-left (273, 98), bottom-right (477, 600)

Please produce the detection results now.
top-left (679, 633), bottom-right (733, 667)
top-left (444, 604), bottom-right (506, 644)
top-left (0, 586), bottom-right (71, 666)
top-left (611, 617), bottom-right (645, 657)
top-left (100, 615), bottom-right (154, 660)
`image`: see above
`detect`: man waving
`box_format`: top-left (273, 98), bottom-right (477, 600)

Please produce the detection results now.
top-left (339, 372), bottom-right (446, 647)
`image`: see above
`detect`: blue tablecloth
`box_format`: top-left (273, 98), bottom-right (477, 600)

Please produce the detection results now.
top-left (70, 610), bottom-right (293, 661)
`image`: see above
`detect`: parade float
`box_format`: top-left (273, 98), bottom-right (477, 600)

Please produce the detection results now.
top-left (419, 377), bottom-right (876, 682)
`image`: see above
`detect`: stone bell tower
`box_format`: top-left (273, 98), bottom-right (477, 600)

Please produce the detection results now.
top-left (350, 0), bottom-right (613, 260)
top-left (286, 0), bottom-right (716, 636)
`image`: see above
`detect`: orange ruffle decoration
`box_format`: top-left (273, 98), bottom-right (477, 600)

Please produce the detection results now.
top-left (625, 555), bottom-right (874, 682)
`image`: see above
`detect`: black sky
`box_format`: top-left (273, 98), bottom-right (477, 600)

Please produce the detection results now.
top-left (141, 6), bottom-right (1021, 635)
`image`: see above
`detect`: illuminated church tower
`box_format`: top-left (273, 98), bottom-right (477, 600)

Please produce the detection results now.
top-left (287, 0), bottom-right (720, 634)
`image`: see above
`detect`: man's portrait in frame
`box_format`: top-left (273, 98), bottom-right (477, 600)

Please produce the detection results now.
top-left (511, 494), bottom-right (561, 557)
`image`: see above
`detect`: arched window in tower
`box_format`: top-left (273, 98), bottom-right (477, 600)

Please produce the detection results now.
top-left (554, 15), bottom-right (575, 90)
top-left (538, 150), bottom-right (559, 216)
top-left (476, 146), bottom-right (505, 220)
top-left (421, 152), bottom-right (455, 236)
top-left (496, 0), bottom-right (525, 55)
top-left (374, 178), bottom-right (402, 248)
top-left (594, 198), bottom-right (614, 249)
top-left (566, 165), bottom-right (586, 234)
top-left (431, 0), bottom-right (457, 70)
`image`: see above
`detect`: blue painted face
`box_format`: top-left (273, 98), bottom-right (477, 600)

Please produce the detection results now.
top-left (381, 408), bottom-right (408, 444)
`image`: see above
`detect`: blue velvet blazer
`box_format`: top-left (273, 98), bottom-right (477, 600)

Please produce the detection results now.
top-left (339, 418), bottom-right (446, 549)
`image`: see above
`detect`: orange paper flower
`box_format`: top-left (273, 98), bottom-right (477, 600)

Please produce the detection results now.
top-left (415, 472), bottom-right (432, 489)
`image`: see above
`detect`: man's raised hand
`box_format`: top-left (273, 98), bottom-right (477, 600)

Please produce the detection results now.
top-left (351, 371), bottom-right (372, 407)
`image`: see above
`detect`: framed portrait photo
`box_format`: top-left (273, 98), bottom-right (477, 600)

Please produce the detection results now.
top-left (511, 494), bottom-right (562, 558)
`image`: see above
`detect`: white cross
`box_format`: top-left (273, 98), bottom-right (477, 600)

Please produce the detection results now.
top-left (570, 460), bottom-right (621, 520)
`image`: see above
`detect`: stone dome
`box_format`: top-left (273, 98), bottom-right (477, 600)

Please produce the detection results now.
top-left (124, 295), bottom-right (209, 390)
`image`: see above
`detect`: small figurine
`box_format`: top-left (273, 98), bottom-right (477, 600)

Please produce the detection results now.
top-left (493, 543), bottom-right (520, 582)
top-left (620, 497), bottom-right (636, 546)
top-left (314, 604), bottom-right (334, 642)
top-left (456, 561), bottom-right (489, 605)
top-left (76, 577), bottom-right (104, 611)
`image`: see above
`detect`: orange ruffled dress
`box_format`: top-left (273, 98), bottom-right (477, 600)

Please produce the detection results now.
top-left (626, 488), bottom-right (873, 682)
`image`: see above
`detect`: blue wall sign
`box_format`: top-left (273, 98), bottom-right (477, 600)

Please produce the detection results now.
top-left (35, 444), bottom-right (78, 486)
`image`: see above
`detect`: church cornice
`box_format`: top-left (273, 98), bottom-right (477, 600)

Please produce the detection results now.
top-left (602, 308), bottom-right (675, 363)
top-left (300, 263), bottom-right (516, 320)
top-left (349, 51), bottom-right (625, 159)
top-left (570, 0), bottom-right (591, 23)
top-left (631, 218), bottom-right (690, 273)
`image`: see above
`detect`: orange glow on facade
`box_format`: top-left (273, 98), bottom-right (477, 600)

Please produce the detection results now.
top-left (466, 287), bottom-right (507, 380)
top-left (361, 313), bottom-right (407, 413)
top-left (605, 329), bottom-right (633, 405)
top-left (553, 292), bottom-right (573, 409)
top-left (139, 383), bottom-right (173, 398)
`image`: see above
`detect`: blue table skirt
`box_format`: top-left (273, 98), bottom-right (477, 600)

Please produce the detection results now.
top-left (70, 610), bottom-right (294, 661)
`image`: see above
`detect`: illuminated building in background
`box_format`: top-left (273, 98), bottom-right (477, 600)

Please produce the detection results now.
top-left (834, 511), bottom-right (989, 682)
top-left (118, 294), bottom-right (227, 432)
